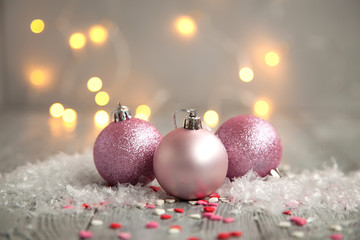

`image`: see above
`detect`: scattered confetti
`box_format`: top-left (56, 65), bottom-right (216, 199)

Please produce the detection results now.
top-left (210, 215), bottom-right (223, 221)
top-left (208, 202), bottom-right (218, 207)
top-left (100, 201), bottom-right (109, 205)
top-left (117, 232), bottom-right (131, 240)
top-left (189, 213), bottom-right (201, 220)
top-left (174, 208), bottom-right (184, 213)
top-left (156, 199), bottom-right (164, 206)
top-left (188, 237), bottom-right (200, 240)
top-left (110, 222), bottom-right (122, 229)
top-left (188, 200), bottom-right (197, 205)
top-left (170, 225), bottom-right (182, 230)
top-left (161, 214), bottom-right (172, 220)
top-left (231, 231), bottom-right (243, 237)
top-left (168, 228), bottom-right (180, 234)
top-left (291, 231), bottom-right (304, 238)
top-left (330, 234), bottom-right (343, 240)
top-left (290, 216), bottom-right (307, 226)
top-left (197, 200), bottom-right (208, 205)
top-left (166, 208), bottom-right (175, 212)
top-left (154, 209), bottom-right (166, 216)
top-left (330, 225), bottom-right (342, 232)
top-left (150, 186), bottom-right (160, 192)
top-left (82, 203), bottom-right (91, 209)
top-left (218, 232), bottom-right (231, 239)
top-left (278, 221), bottom-right (291, 228)
top-left (136, 203), bottom-right (146, 209)
top-left (209, 197), bottom-right (219, 203)
top-left (223, 217), bottom-right (235, 223)
top-left (165, 199), bottom-right (176, 203)
top-left (210, 193), bottom-right (220, 198)
top-left (145, 221), bottom-right (159, 229)
top-left (79, 230), bottom-right (93, 239)
top-left (283, 210), bottom-right (292, 215)
top-left (203, 212), bottom-right (214, 218)
top-left (63, 205), bottom-right (74, 209)
top-left (145, 204), bottom-right (156, 209)
top-left (204, 206), bottom-right (216, 212)
top-left (91, 219), bottom-right (103, 226)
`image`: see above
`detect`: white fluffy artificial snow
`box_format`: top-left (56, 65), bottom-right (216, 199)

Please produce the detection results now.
top-left (0, 150), bottom-right (360, 216)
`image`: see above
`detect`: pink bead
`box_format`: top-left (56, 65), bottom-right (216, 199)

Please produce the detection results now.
top-left (79, 230), bottom-right (93, 238)
top-left (216, 115), bottom-right (282, 178)
top-left (203, 212), bottom-right (214, 218)
top-left (117, 232), bottom-right (132, 240)
top-left (145, 221), bottom-right (159, 229)
top-left (145, 204), bottom-right (156, 209)
top-left (94, 119), bottom-right (162, 186)
top-left (330, 234), bottom-right (343, 240)
top-left (223, 217), bottom-right (235, 223)
top-left (210, 215), bottom-right (223, 221)
top-left (208, 203), bottom-right (218, 207)
top-left (290, 216), bottom-right (307, 226)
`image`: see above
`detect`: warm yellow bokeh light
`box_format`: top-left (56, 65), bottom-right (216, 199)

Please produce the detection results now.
top-left (62, 108), bottom-right (77, 123)
top-left (265, 51), bottom-right (280, 67)
top-left (239, 67), bottom-right (254, 83)
top-left (204, 110), bottom-right (219, 128)
top-left (69, 33), bottom-right (86, 49)
top-left (30, 19), bottom-right (45, 33)
top-left (135, 113), bottom-right (149, 121)
top-left (49, 103), bottom-right (65, 118)
top-left (87, 77), bottom-right (102, 92)
top-left (94, 110), bottom-right (109, 127)
top-left (136, 105), bottom-right (151, 118)
top-left (95, 91), bottom-right (110, 106)
top-left (175, 16), bottom-right (196, 36)
top-left (89, 25), bottom-right (108, 44)
top-left (254, 100), bottom-right (270, 117)
top-left (30, 69), bottom-right (46, 86)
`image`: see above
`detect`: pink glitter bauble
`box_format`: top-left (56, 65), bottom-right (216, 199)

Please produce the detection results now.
top-left (153, 128), bottom-right (228, 200)
top-left (215, 115), bottom-right (282, 178)
top-left (93, 118), bottom-right (162, 186)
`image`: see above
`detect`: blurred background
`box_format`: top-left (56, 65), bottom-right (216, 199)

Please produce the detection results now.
top-left (0, 0), bottom-right (360, 173)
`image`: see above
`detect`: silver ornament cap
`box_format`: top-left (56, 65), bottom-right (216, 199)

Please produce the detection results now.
top-left (113, 103), bottom-right (132, 122)
top-left (174, 109), bottom-right (202, 130)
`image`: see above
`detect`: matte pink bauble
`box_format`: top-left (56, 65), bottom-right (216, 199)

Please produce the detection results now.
top-left (153, 110), bottom-right (228, 200)
top-left (93, 105), bottom-right (162, 186)
top-left (215, 115), bottom-right (282, 178)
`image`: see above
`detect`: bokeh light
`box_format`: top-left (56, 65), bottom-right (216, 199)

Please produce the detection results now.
top-left (69, 33), bottom-right (86, 49)
top-left (30, 19), bottom-right (45, 33)
top-left (204, 110), bottom-right (219, 128)
top-left (49, 103), bottom-right (64, 118)
top-left (62, 108), bottom-right (77, 123)
top-left (253, 100), bottom-right (270, 118)
top-left (136, 105), bottom-right (151, 118)
top-left (135, 113), bottom-right (149, 121)
top-left (265, 51), bottom-right (280, 67)
top-left (95, 91), bottom-right (110, 106)
top-left (89, 25), bottom-right (108, 44)
top-left (94, 110), bottom-right (109, 127)
top-left (239, 67), bottom-right (254, 83)
top-left (87, 77), bottom-right (102, 92)
top-left (175, 16), bottom-right (196, 36)
top-left (30, 69), bottom-right (46, 86)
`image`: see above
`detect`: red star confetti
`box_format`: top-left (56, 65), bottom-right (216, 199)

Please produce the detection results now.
top-left (160, 214), bottom-right (172, 220)
top-left (283, 210), bottom-right (292, 215)
top-left (110, 222), bottom-right (122, 229)
top-left (218, 232), bottom-right (231, 239)
top-left (149, 186), bottom-right (161, 192)
top-left (231, 231), bottom-right (243, 237)
top-left (204, 206), bottom-right (216, 212)
top-left (174, 208), bottom-right (184, 213)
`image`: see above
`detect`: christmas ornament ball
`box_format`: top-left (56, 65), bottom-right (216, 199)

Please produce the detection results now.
top-left (154, 110), bottom-right (228, 200)
top-left (94, 112), bottom-right (162, 186)
top-left (215, 115), bottom-right (282, 178)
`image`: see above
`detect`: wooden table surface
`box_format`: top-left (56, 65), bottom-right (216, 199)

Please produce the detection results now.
top-left (0, 108), bottom-right (359, 240)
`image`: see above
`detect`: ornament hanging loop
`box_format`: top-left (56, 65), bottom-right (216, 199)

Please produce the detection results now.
top-left (173, 108), bottom-right (202, 130)
top-left (113, 103), bottom-right (132, 122)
